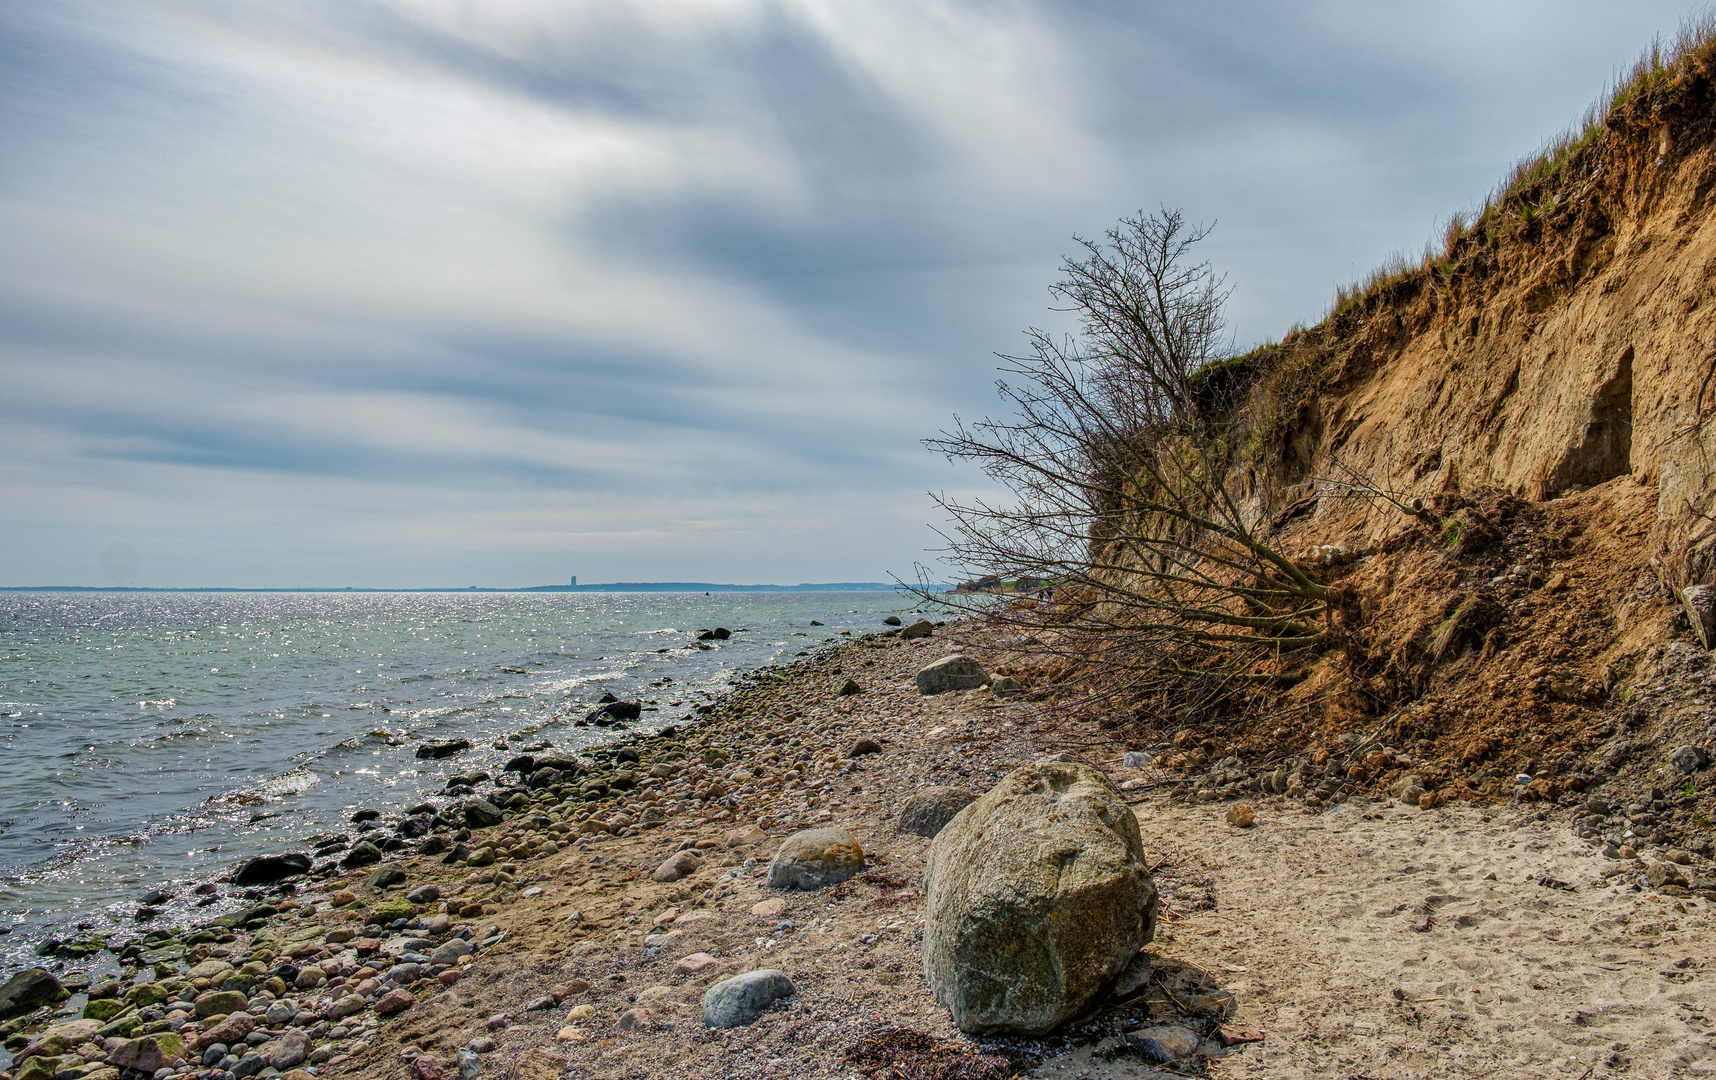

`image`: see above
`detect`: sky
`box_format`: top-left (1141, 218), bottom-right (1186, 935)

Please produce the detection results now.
top-left (0, 0), bottom-right (1698, 587)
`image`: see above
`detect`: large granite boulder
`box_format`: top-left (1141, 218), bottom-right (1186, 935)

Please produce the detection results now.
top-left (922, 761), bottom-right (1159, 1035)
top-left (765, 828), bottom-right (864, 890)
top-left (898, 786), bottom-right (976, 838)
top-left (915, 655), bottom-right (989, 695)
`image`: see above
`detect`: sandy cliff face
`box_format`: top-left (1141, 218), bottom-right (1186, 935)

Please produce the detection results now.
top-left (1248, 68), bottom-right (1716, 594)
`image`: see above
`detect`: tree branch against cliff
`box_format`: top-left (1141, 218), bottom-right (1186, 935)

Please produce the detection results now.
top-left (917, 209), bottom-right (1331, 698)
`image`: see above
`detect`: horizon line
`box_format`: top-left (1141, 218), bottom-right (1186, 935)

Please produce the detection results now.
top-left (0, 581), bottom-right (948, 594)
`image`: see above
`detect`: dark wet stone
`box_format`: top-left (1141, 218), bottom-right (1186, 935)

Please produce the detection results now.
top-left (0, 968), bottom-right (66, 1019)
top-left (416, 740), bottom-right (471, 760)
top-left (340, 842), bottom-right (383, 869)
top-left (232, 853), bottom-right (312, 886)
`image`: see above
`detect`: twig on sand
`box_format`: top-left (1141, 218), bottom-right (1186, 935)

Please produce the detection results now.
top-left (1123, 782), bottom-right (1177, 802)
top-left (1162, 984), bottom-right (1190, 1013)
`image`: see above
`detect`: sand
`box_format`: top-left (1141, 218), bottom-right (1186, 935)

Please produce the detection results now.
top-left (1040, 797), bottom-right (1716, 1079)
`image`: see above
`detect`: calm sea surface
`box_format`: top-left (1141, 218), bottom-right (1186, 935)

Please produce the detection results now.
top-left (0, 590), bottom-right (908, 968)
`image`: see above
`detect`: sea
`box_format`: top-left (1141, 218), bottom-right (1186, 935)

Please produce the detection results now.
top-left (0, 590), bottom-right (913, 971)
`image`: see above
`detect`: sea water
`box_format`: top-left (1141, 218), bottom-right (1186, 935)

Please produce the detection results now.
top-left (0, 590), bottom-right (908, 968)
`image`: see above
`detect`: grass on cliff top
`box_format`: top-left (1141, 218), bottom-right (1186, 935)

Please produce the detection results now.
top-left (1328, 10), bottom-right (1716, 319)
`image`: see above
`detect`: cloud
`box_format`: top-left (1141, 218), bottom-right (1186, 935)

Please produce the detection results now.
top-left (0, 0), bottom-right (1696, 585)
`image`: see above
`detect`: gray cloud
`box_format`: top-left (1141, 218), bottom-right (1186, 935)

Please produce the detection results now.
top-left (0, 0), bottom-right (1695, 585)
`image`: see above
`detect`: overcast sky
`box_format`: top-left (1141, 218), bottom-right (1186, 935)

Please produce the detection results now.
top-left (0, 1), bottom-right (1695, 587)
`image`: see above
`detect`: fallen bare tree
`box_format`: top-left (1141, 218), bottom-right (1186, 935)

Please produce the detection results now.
top-left (916, 209), bottom-right (1340, 717)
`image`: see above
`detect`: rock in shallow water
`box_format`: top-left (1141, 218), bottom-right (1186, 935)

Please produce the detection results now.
top-left (701, 970), bottom-right (795, 1028)
top-left (0, 968), bottom-right (66, 1019)
top-left (766, 827), bottom-right (864, 890)
top-left (416, 739), bottom-right (471, 760)
top-left (922, 761), bottom-right (1159, 1035)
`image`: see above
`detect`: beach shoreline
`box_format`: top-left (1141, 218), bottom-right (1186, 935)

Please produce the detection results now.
top-left (5, 624), bottom-right (1714, 1080)
top-left (0, 591), bottom-right (909, 970)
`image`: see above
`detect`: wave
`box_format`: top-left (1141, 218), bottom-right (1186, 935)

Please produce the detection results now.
top-left (399, 705), bottom-right (470, 720)
top-left (542, 670), bottom-right (629, 693)
top-left (206, 767), bottom-right (320, 808)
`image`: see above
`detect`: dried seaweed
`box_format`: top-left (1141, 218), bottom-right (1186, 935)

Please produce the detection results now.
top-left (844, 1028), bottom-right (1023, 1080)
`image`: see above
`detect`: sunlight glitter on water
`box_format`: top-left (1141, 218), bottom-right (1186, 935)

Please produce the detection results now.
top-left (0, 589), bottom-right (910, 965)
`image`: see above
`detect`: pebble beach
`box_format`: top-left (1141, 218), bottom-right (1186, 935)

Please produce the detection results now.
top-left (6, 622), bottom-right (1716, 1080)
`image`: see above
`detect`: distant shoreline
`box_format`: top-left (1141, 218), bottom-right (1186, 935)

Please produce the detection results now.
top-left (0, 582), bottom-right (947, 594)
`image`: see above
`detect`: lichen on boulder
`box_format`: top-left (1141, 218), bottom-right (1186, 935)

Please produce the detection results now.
top-left (922, 761), bottom-right (1159, 1034)
top-left (766, 828), bottom-right (864, 890)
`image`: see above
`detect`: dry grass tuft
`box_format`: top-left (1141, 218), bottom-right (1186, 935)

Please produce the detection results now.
top-left (1323, 10), bottom-right (1716, 319)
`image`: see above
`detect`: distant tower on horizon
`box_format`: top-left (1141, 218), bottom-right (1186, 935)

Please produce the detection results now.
top-left (570, 575), bottom-right (577, 587)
